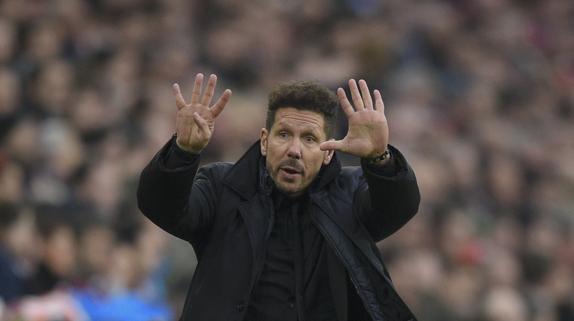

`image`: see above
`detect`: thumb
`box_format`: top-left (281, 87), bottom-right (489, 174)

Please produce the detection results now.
top-left (320, 139), bottom-right (345, 152)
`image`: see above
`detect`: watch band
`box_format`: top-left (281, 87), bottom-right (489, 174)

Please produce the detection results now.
top-left (367, 149), bottom-right (391, 164)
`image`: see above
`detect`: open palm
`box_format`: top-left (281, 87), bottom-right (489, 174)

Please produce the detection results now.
top-left (174, 73), bottom-right (232, 153)
top-left (320, 79), bottom-right (389, 158)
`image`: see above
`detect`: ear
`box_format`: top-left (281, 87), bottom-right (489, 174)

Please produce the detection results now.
top-left (323, 148), bottom-right (334, 165)
top-left (260, 128), bottom-right (268, 156)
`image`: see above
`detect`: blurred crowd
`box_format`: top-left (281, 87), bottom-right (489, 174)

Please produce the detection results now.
top-left (0, 0), bottom-right (573, 320)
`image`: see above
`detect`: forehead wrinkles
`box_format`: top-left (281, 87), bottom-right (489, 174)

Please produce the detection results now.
top-left (275, 112), bottom-right (323, 132)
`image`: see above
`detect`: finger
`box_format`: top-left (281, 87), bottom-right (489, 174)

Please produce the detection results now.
top-left (358, 79), bottom-right (373, 110)
top-left (172, 83), bottom-right (187, 110)
top-left (349, 79), bottom-right (365, 111)
top-left (190, 73), bottom-right (204, 104)
top-left (201, 74), bottom-right (217, 106)
top-left (210, 89), bottom-right (232, 118)
top-left (337, 88), bottom-right (354, 116)
top-left (374, 89), bottom-right (385, 114)
top-left (193, 112), bottom-right (210, 137)
top-left (320, 139), bottom-right (345, 152)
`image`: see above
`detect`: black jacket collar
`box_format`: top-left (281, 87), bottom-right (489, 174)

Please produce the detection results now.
top-left (222, 140), bottom-right (342, 200)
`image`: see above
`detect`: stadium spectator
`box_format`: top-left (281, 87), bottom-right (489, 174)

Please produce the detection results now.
top-left (0, 0), bottom-right (572, 320)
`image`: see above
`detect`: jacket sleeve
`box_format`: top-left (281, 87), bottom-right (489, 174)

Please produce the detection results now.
top-left (137, 137), bottom-right (219, 247)
top-left (354, 145), bottom-right (421, 242)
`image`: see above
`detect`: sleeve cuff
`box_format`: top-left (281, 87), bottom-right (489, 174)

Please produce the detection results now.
top-left (163, 136), bottom-right (200, 169)
top-left (361, 145), bottom-right (407, 178)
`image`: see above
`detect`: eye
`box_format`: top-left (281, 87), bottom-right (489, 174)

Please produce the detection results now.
top-left (304, 135), bottom-right (317, 143)
top-left (278, 131), bottom-right (289, 139)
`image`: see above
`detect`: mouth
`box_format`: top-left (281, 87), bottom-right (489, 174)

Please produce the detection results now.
top-left (280, 166), bottom-right (302, 176)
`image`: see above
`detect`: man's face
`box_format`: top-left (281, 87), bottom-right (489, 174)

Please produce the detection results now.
top-left (260, 107), bottom-right (333, 196)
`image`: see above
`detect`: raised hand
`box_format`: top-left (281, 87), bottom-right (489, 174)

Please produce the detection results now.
top-left (320, 79), bottom-right (389, 159)
top-left (173, 73), bottom-right (232, 153)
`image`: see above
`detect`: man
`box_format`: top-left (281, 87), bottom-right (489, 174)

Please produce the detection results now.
top-left (137, 73), bottom-right (420, 321)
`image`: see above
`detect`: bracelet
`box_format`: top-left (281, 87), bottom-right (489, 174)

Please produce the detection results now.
top-left (367, 149), bottom-right (391, 164)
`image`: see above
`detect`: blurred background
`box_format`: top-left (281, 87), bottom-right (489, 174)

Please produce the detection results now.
top-left (0, 0), bottom-right (573, 320)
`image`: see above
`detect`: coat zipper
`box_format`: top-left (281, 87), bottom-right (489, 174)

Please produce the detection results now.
top-left (244, 196), bottom-right (275, 306)
top-left (311, 212), bottom-right (382, 321)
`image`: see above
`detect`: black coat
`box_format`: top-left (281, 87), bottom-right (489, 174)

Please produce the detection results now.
top-left (137, 138), bottom-right (421, 321)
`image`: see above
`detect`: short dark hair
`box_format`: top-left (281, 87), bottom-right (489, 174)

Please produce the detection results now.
top-left (266, 81), bottom-right (338, 137)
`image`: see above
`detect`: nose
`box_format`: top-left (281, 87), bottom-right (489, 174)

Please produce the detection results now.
top-left (286, 138), bottom-right (302, 159)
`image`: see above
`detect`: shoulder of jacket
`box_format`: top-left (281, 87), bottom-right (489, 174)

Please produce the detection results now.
top-left (335, 165), bottom-right (364, 191)
top-left (198, 162), bottom-right (234, 180)
top-left (339, 165), bottom-right (363, 180)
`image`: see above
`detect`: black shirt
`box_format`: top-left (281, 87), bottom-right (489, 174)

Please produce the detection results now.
top-left (244, 189), bottom-right (338, 321)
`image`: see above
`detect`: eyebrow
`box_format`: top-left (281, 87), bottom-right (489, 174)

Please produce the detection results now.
top-left (277, 120), bottom-right (318, 131)
top-left (276, 123), bottom-right (324, 139)
top-left (301, 128), bottom-right (321, 137)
